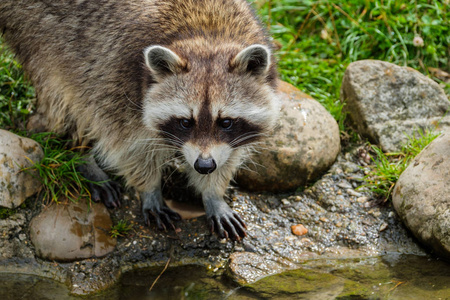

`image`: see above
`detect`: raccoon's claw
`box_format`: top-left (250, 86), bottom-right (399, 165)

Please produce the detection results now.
top-left (77, 154), bottom-right (122, 208)
top-left (144, 206), bottom-right (181, 231)
top-left (88, 180), bottom-right (122, 209)
top-left (208, 212), bottom-right (247, 241)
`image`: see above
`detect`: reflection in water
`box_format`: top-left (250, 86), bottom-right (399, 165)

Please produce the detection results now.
top-left (0, 254), bottom-right (448, 300)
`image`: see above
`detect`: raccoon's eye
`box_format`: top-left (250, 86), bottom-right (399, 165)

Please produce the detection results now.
top-left (219, 118), bottom-right (233, 130)
top-left (179, 118), bottom-right (194, 129)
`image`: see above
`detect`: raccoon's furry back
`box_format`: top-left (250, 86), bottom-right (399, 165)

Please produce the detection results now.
top-left (0, 0), bottom-right (277, 190)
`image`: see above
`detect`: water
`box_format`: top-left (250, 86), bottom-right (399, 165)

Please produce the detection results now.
top-left (0, 254), bottom-right (448, 299)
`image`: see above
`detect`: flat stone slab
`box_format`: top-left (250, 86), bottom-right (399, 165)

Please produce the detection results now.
top-left (30, 200), bottom-right (116, 262)
top-left (341, 60), bottom-right (450, 152)
top-left (0, 130), bottom-right (43, 208)
top-left (392, 131), bottom-right (450, 260)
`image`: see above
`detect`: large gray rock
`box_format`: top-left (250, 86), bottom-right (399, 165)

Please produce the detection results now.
top-left (0, 130), bottom-right (44, 208)
top-left (30, 200), bottom-right (116, 262)
top-left (392, 132), bottom-right (450, 260)
top-left (236, 81), bottom-right (340, 192)
top-left (341, 60), bottom-right (450, 152)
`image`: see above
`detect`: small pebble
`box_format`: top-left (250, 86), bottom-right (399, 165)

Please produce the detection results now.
top-left (357, 196), bottom-right (369, 203)
top-left (337, 182), bottom-right (353, 189)
top-left (291, 224), bottom-right (308, 236)
top-left (347, 189), bottom-right (363, 197)
top-left (379, 223), bottom-right (388, 232)
top-left (334, 168), bottom-right (343, 174)
top-left (372, 211), bottom-right (382, 218)
top-left (281, 199), bottom-right (291, 205)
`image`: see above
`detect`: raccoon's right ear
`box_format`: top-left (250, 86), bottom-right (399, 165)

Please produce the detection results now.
top-left (231, 44), bottom-right (271, 77)
top-left (144, 46), bottom-right (186, 81)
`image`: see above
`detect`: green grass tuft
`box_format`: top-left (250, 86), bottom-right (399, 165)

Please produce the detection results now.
top-left (361, 129), bottom-right (440, 201)
top-left (21, 132), bottom-right (95, 204)
top-left (110, 219), bottom-right (133, 238)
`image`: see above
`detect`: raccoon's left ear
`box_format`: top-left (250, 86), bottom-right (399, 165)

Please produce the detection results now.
top-left (231, 44), bottom-right (271, 76)
top-left (144, 45), bottom-right (186, 81)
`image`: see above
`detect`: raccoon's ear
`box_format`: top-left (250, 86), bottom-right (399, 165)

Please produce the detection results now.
top-left (144, 46), bottom-right (185, 80)
top-left (231, 44), bottom-right (271, 76)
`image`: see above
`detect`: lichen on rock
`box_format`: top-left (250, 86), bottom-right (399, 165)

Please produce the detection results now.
top-left (0, 130), bottom-right (44, 209)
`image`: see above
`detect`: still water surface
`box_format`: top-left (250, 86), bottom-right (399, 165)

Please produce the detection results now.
top-left (0, 254), bottom-right (448, 299)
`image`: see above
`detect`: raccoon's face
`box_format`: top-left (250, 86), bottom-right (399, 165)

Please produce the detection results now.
top-left (142, 44), bottom-right (279, 175)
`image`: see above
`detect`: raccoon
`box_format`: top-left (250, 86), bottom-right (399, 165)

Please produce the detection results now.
top-left (0, 0), bottom-right (280, 240)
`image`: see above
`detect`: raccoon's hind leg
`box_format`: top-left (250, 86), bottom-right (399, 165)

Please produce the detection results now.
top-left (77, 154), bottom-right (122, 208)
top-left (141, 185), bottom-right (181, 230)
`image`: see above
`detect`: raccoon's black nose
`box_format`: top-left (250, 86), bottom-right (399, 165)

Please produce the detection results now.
top-left (194, 157), bottom-right (217, 174)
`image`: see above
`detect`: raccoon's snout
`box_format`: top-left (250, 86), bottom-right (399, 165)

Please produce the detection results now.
top-left (194, 156), bottom-right (217, 174)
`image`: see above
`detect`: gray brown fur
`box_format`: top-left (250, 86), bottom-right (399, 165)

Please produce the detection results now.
top-left (0, 0), bottom-right (279, 239)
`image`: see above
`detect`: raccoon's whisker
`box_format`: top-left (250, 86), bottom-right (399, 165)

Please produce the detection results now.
top-left (143, 148), bottom-right (178, 158)
top-left (141, 127), bottom-right (184, 142)
top-left (144, 146), bottom-right (179, 152)
top-left (162, 161), bottom-right (188, 191)
top-left (239, 162), bottom-right (260, 174)
top-left (145, 128), bottom-right (185, 146)
top-left (135, 142), bottom-right (180, 150)
top-left (248, 146), bottom-right (271, 154)
top-left (123, 90), bottom-right (142, 111)
top-left (229, 131), bottom-right (262, 144)
top-left (155, 156), bottom-right (182, 173)
top-left (160, 132), bottom-right (185, 145)
top-left (244, 142), bottom-right (271, 153)
top-left (230, 132), bottom-right (266, 147)
top-left (147, 147), bottom-right (178, 159)
top-left (133, 138), bottom-right (183, 148)
top-left (133, 137), bottom-right (171, 142)
top-left (242, 152), bottom-right (266, 170)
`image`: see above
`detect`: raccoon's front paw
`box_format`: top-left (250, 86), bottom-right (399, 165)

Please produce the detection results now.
top-left (208, 210), bottom-right (247, 241)
top-left (77, 154), bottom-right (121, 208)
top-left (141, 191), bottom-right (181, 231)
top-left (143, 205), bottom-right (181, 231)
top-left (88, 180), bottom-right (122, 209)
